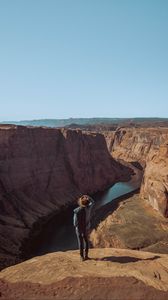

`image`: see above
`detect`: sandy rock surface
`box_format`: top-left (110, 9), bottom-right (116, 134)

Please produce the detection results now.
top-left (141, 144), bottom-right (168, 217)
top-left (0, 248), bottom-right (168, 299)
top-left (90, 193), bottom-right (168, 253)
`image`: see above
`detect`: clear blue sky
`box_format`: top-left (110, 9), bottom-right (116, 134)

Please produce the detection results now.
top-left (0, 0), bottom-right (168, 121)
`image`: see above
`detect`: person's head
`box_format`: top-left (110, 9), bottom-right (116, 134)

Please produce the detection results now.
top-left (78, 195), bottom-right (90, 207)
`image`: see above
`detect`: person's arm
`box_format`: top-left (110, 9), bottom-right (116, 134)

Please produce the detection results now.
top-left (73, 209), bottom-right (78, 227)
top-left (88, 197), bottom-right (95, 207)
top-left (86, 198), bottom-right (94, 231)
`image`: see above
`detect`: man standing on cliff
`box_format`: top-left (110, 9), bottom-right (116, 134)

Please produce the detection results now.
top-left (73, 195), bottom-right (95, 261)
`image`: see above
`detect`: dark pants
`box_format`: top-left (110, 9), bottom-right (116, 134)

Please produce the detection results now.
top-left (75, 227), bottom-right (89, 258)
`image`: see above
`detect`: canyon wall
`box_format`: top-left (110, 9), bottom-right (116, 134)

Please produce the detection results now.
top-left (88, 127), bottom-right (168, 252)
top-left (0, 125), bottom-right (131, 269)
top-left (140, 144), bottom-right (168, 217)
top-left (103, 127), bottom-right (168, 166)
top-left (103, 127), bottom-right (168, 217)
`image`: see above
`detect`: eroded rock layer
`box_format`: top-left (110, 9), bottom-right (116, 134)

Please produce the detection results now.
top-left (103, 127), bottom-right (168, 165)
top-left (140, 144), bottom-right (168, 217)
top-left (103, 127), bottom-right (168, 217)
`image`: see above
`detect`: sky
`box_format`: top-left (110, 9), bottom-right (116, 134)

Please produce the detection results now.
top-left (0, 0), bottom-right (168, 121)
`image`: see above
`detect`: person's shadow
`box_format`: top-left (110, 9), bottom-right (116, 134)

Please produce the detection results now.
top-left (90, 255), bottom-right (160, 263)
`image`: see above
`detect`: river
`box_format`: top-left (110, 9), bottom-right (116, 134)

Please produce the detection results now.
top-left (31, 178), bottom-right (141, 257)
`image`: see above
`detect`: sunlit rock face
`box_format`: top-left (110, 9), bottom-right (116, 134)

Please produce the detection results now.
top-left (0, 248), bottom-right (168, 300)
top-left (140, 144), bottom-right (168, 217)
top-left (103, 127), bottom-right (168, 166)
top-left (103, 127), bottom-right (168, 217)
top-left (0, 125), bottom-right (131, 269)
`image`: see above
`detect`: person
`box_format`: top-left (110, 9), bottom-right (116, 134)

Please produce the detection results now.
top-left (73, 195), bottom-right (95, 261)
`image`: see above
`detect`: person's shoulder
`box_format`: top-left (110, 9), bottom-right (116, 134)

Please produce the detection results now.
top-left (73, 207), bottom-right (82, 213)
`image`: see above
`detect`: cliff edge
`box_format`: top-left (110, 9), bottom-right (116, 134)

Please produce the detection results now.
top-left (0, 248), bottom-right (168, 300)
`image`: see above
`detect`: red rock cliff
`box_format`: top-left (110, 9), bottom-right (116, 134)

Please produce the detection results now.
top-left (101, 127), bottom-right (168, 219)
top-left (140, 144), bottom-right (168, 217)
top-left (0, 125), bottom-right (131, 269)
top-left (103, 127), bottom-right (168, 166)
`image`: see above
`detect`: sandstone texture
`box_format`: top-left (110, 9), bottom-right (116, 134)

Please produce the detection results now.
top-left (103, 127), bottom-right (168, 217)
top-left (0, 248), bottom-right (168, 300)
top-left (0, 125), bottom-right (132, 270)
top-left (141, 144), bottom-right (168, 217)
top-left (104, 127), bottom-right (168, 165)
top-left (90, 193), bottom-right (168, 253)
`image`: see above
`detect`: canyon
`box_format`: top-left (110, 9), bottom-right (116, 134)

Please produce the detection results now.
top-left (103, 127), bottom-right (168, 217)
top-left (0, 124), bottom-right (132, 270)
top-left (0, 122), bottom-right (168, 299)
top-left (89, 126), bottom-right (168, 252)
top-left (0, 124), bottom-right (167, 265)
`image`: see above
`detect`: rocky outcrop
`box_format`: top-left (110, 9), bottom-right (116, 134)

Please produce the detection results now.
top-left (140, 144), bottom-right (168, 217)
top-left (90, 193), bottom-right (168, 252)
top-left (0, 125), bottom-right (132, 270)
top-left (0, 248), bottom-right (168, 300)
top-left (103, 127), bottom-right (168, 166)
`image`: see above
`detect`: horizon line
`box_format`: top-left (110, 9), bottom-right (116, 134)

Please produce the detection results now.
top-left (1, 117), bottom-right (168, 123)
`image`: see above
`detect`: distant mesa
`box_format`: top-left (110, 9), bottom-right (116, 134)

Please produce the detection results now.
top-left (1, 117), bottom-right (168, 128)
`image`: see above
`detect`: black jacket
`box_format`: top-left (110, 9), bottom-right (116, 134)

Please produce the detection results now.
top-left (73, 206), bottom-right (86, 232)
